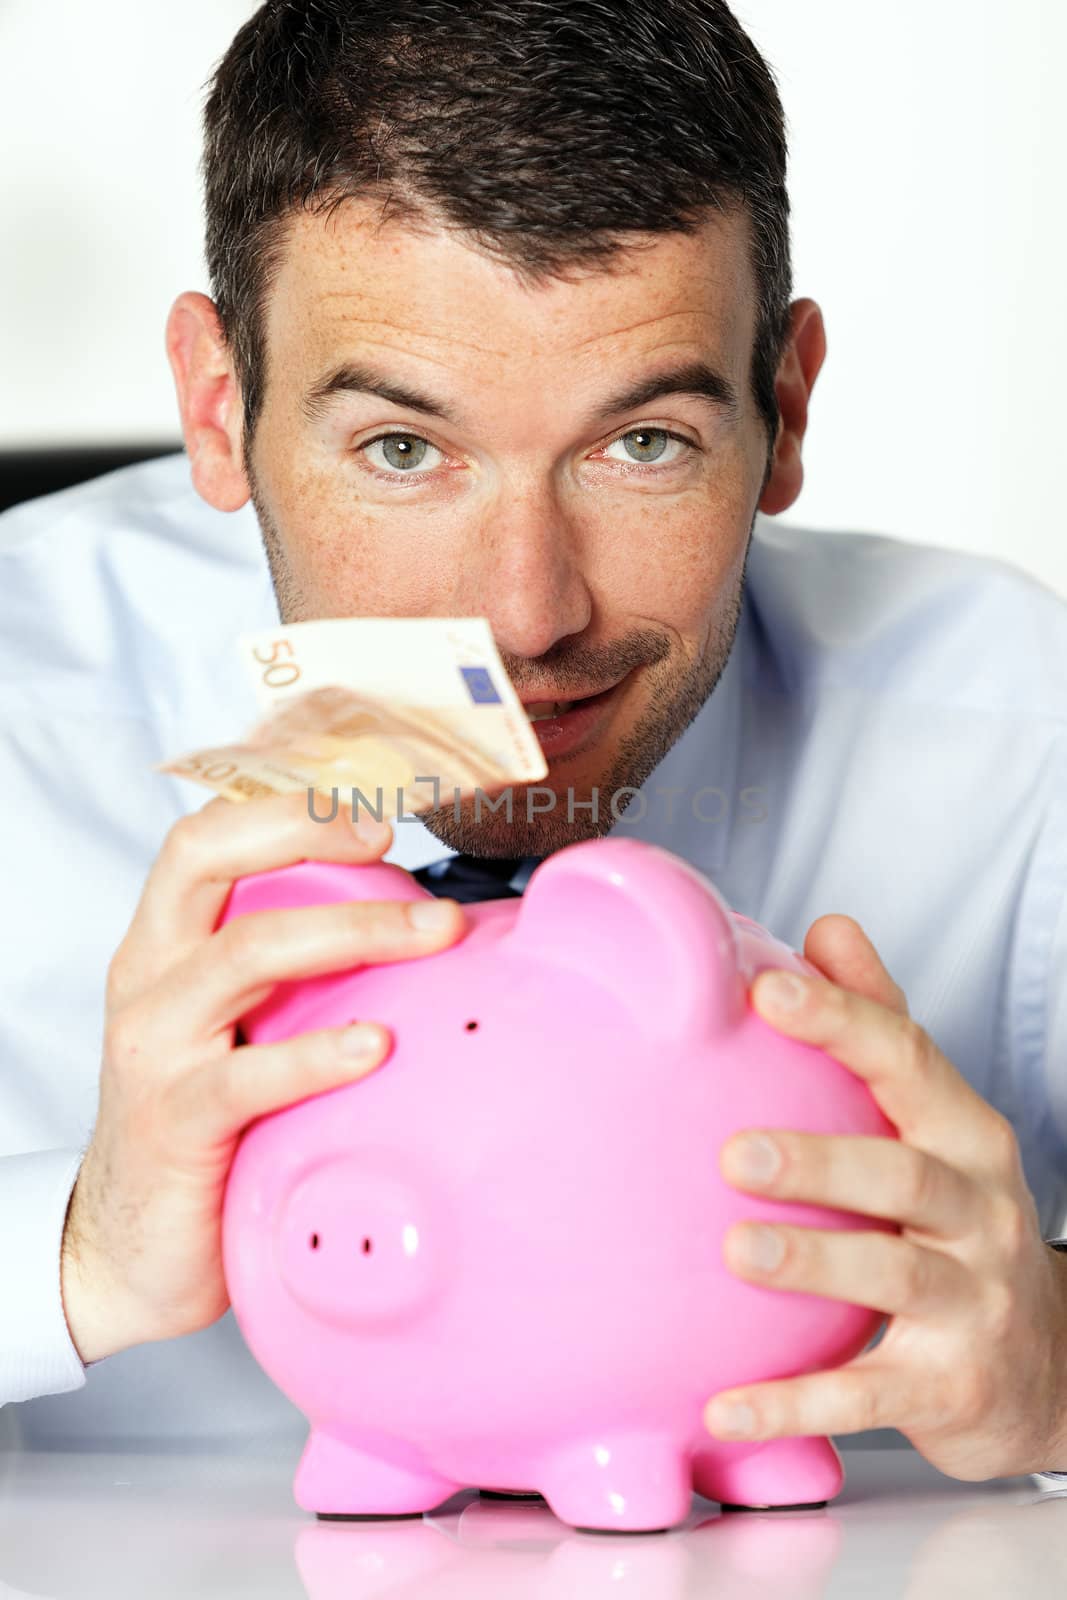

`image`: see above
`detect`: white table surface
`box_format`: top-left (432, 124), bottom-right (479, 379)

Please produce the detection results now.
top-left (1, 1437), bottom-right (1064, 1599)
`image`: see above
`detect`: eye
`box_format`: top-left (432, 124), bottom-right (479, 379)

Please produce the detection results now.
top-left (360, 432), bottom-right (444, 474)
top-left (602, 428), bottom-right (692, 466)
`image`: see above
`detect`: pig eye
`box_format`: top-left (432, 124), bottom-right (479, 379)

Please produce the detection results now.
top-left (465, 1020), bottom-right (479, 1031)
top-left (310, 1233), bottom-right (320, 1249)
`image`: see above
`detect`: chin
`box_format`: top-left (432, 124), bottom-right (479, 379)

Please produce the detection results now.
top-left (418, 757), bottom-right (618, 859)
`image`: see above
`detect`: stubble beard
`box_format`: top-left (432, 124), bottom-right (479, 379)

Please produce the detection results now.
top-left (247, 461), bottom-right (752, 861)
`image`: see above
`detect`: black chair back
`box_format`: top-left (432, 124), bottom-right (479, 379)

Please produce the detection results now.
top-left (0, 445), bottom-right (184, 515)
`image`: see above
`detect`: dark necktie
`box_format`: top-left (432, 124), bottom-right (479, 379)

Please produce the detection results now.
top-left (412, 853), bottom-right (534, 903)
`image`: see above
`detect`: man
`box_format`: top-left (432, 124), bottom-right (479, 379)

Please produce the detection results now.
top-left (2, 0), bottom-right (1067, 1492)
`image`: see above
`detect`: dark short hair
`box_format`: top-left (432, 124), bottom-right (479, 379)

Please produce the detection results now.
top-left (202, 0), bottom-right (792, 462)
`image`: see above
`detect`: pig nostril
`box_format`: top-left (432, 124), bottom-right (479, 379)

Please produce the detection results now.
top-left (465, 1020), bottom-right (478, 1031)
top-left (361, 1237), bottom-right (373, 1254)
top-left (310, 1233), bottom-right (319, 1250)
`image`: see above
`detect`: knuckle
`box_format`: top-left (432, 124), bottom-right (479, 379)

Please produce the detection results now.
top-left (982, 1280), bottom-right (1017, 1345)
top-left (349, 898), bottom-right (418, 945)
top-left (988, 1190), bottom-right (1029, 1261)
top-left (209, 1058), bottom-right (245, 1124)
top-left (796, 1132), bottom-right (829, 1193)
top-left (889, 1241), bottom-right (928, 1308)
top-left (280, 788), bottom-right (319, 831)
top-left (949, 1364), bottom-right (993, 1429)
top-left (820, 982), bottom-right (851, 1033)
top-left (898, 1015), bottom-right (931, 1079)
top-left (896, 1146), bottom-right (935, 1218)
top-left (985, 1111), bottom-right (1021, 1172)
top-left (105, 944), bottom-right (136, 1010)
top-left (849, 1379), bottom-right (884, 1433)
top-left (161, 808), bottom-right (213, 875)
top-left (218, 915), bottom-right (273, 978)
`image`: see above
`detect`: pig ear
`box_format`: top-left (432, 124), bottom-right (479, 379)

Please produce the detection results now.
top-left (512, 838), bottom-right (745, 1042)
top-left (217, 857), bottom-right (429, 929)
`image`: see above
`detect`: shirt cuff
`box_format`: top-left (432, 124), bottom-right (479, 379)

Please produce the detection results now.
top-left (1032, 1240), bottom-right (1067, 1478)
top-left (0, 1148), bottom-right (90, 1404)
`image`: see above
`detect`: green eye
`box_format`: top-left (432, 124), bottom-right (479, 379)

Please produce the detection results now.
top-left (364, 433), bottom-right (439, 472)
top-left (603, 428), bottom-right (691, 466)
top-left (382, 434), bottom-right (426, 470)
top-left (622, 428), bottom-right (669, 462)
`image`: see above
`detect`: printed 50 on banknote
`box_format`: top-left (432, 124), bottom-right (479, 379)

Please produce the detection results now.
top-left (155, 617), bottom-right (547, 817)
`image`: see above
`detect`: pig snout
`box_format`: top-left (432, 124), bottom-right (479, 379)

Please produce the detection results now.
top-left (275, 1158), bottom-right (443, 1328)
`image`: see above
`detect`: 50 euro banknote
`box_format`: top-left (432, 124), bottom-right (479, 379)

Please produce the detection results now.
top-left (154, 617), bottom-right (548, 816)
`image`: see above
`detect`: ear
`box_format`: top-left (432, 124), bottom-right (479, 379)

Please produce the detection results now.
top-left (217, 857), bottom-right (430, 929)
top-left (512, 838), bottom-right (745, 1043)
top-left (165, 290), bottom-right (251, 514)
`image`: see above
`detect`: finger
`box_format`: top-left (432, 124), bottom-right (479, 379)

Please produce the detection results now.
top-left (704, 1357), bottom-right (908, 1443)
top-left (134, 791), bottom-right (395, 958)
top-left (721, 1221), bottom-right (968, 1317)
top-left (719, 1129), bottom-right (978, 1239)
top-left (748, 967), bottom-right (1000, 1158)
top-left (185, 1019), bottom-right (394, 1144)
top-left (802, 914), bottom-right (909, 1016)
top-left (117, 895), bottom-right (465, 1048)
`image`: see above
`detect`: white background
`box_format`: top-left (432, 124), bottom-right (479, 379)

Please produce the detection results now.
top-left (1, 0), bottom-right (1063, 594)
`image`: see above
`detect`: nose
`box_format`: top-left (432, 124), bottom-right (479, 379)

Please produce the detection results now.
top-left (464, 479), bottom-right (593, 660)
top-left (276, 1157), bottom-right (443, 1329)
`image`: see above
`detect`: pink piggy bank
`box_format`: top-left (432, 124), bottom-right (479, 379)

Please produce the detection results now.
top-left (218, 836), bottom-right (896, 1532)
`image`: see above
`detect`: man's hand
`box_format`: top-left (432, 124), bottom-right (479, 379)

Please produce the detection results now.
top-left (60, 792), bottom-right (466, 1366)
top-left (703, 913), bottom-right (1067, 1480)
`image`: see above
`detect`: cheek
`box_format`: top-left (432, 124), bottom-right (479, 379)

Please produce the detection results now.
top-left (297, 522), bottom-right (454, 616)
top-left (583, 489), bottom-right (745, 620)
top-left (265, 462), bottom-right (471, 614)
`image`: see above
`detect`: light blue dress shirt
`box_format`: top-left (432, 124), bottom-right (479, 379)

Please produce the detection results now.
top-left (1, 452), bottom-right (1065, 1478)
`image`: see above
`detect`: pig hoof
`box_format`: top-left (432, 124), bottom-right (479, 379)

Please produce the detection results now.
top-left (692, 1434), bottom-right (843, 1509)
top-left (541, 1432), bottom-right (692, 1533)
top-left (575, 1524), bottom-right (672, 1536)
top-left (719, 1500), bottom-right (828, 1513)
top-left (316, 1510), bottom-right (424, 1521)
top-left (479, 1489), bottom-right (545, 1501)
top-left (295, 1427), bottom-right (461, 1516)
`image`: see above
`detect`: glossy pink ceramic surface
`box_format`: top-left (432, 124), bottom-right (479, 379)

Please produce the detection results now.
top-left (218, 836), bottom-right (896, 1530)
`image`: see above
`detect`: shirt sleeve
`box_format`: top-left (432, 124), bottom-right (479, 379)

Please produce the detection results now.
top-left (1024, 747), bottom-right (1067, 1485)
top-left (0, 1148), bottom-right (90, 1405)
top-left (1045, 844), bottom-right (1067, 1176)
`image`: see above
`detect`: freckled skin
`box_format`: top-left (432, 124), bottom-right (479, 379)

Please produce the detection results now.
top-left (166, 200), bottom-right (826, 856)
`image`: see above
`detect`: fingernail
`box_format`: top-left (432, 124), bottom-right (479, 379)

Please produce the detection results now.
top-left (736, 1225), bottom-right (785, 1271)
top-left (408, 898), bottom-right (457, 931)
top-left (707, 1400), bottom-right (757, 1438)
top-left (350, 814), bottom-right (391, 848)
top-left (338, 1023), bottom-right (384, 1057)
top-left (759, 971), bottom-right (807, 1009)
top-left (729, 1133), bottom-right (782, 1184)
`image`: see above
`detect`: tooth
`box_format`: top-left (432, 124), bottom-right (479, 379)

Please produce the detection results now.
top-left (527, 700), bottom-right (573, 721)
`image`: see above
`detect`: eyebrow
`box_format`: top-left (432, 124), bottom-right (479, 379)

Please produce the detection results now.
top-left (302, 362), bottom-right (460, 426)
top-left (301, 357), bottom-right (740, 429)
top-left (584, 361), bottom-right (740, 427)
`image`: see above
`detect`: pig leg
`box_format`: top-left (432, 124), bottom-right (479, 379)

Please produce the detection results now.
top-left (691, 1433), bottom-right (843, 1510)
top-left (539, 1432), bottom-right (693, 1533)
top-left (294, 1427), bottom-right (463, 1518)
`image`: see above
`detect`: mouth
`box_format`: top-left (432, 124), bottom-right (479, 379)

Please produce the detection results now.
top-left (518, 676), bottom-right (630, 758)
top-left (519, 678), bottom-right (624, 719)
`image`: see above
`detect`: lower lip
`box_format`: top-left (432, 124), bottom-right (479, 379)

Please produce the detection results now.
top-left (526, 678), bottom-right (627, 759)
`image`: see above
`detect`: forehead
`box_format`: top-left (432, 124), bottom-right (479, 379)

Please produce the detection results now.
top-left (263, 199), bottom-right (757, 387)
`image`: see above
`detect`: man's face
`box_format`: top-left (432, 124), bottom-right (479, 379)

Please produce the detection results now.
top-left (243, 202), bottom-right (771, 857)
